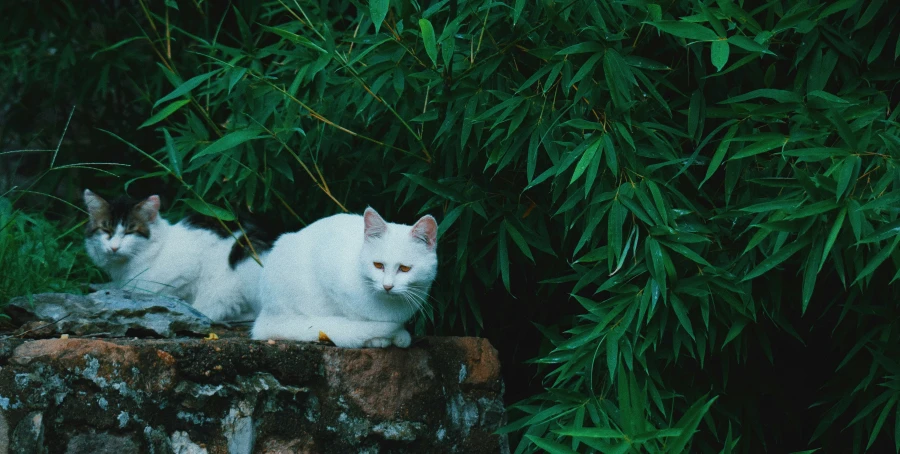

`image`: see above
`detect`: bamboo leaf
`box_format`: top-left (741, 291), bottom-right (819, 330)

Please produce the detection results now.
top-left (727, 35), bottom-right (774, 54)
top-left (820, 207), bottom-right (847, 272)
top-left (606, 336), bottom-right (618, 380)
top-left (403, 174), bottom-right (463, 202)
top-left (668, 396), bottom-right (718, 454)
top-left (139, 100), bottom-right (191, 129)
top-left (513, 0), bottom-right (526, 25)
top-left (419, 19), bottom-right (438, 67)
top-left (506, 222), bottom-right (535, 262)
top-left (570, 53), bottom-right (602, 88)
top-left (553, 427), bottom-right (626, 438)
top-left (720, 89), bottom-right (803, 104)
top-left (162, 128), bottom-right (182, 178)
top-left (647, 20), bottom-right (720, 41)
top-left (711, 40), bottom-right (729, 72)
top-left (192, 129), bottom-right (266, 161)
top-left (808, 90), bottom-right (852, 104)
top-left (369, 0), bottom-right (389, 34)
top-left (91, 36), bottom-right (146, 59)
top-left (570, 136), bottom-right (604, 184)
top-left (741, 238), bottom-right (812, 282)
top-left (700, 123), bottom-right (738, 187)
top-left (852, 236), bottom-right (900, 285)
top-left (183, 199), bottom-right (235, 221)
top-left (722, 318), bottom-right (748, 348)
top-left (498, 226), bottom-right (511, 292)
top-left (671, 293), bottom-right (695, 340)
top-left (802, 236), bottom-right (824, 314)
top-left (154, 70), bottom-right (218, 108)
top-left (730, 137), bottom-right (787, 160)
top-left (525, 435), bottom-right (579, 454)
top-left (868, 395), bottom-right (897, 449)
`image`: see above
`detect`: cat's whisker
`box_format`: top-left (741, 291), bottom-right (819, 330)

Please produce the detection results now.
top-left (397, 291), bottom-right (418, 311)
top-left (402, 290), bottom-right (428, 312)
top-left (404, 286), bottom-right (438, 305)
top-left (399, 292), bottom-right (421, 315)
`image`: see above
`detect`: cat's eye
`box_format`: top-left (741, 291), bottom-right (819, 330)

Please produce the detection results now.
top-left (399, 265), bottom-right (411, 273)
top-left (373, 262), bottom-right (384, 270)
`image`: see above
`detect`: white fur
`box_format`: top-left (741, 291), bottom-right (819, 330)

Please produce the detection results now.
top-left (252, 208), bottom-right (437, 348)
top-left (84, 195), bottom-right (264, 322)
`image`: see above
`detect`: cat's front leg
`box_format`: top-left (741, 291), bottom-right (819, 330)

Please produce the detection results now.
top-left (363, 327), bottom-right (411, 348)
top-left (362, 337), bottom-right (393, 348)
top-left (314, 319), bottom-right (407, 348)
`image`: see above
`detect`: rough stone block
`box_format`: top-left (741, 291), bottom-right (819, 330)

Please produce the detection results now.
top-left (0, 335), bottom-right (508, 454)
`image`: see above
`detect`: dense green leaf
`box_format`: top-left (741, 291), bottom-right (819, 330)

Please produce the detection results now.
top-left (647, 20), bottom-right (720, 41)
top-left (153, 70), bottom-right (218, 108)
top-left (419, 19), bottom-right (438, 67)
top-left (182, 199), bottom-right (235, 221)
top-left (192, 129), bottom-right (265, 161)
top-left (162, 128), bottom-right (181, 178)
top-left (711, 40), bottom-right (729, 72)
top-left (669, 396), bottom-right (718, 454)
top-left (139, 100), bottom-right (191, 129)
top-left (741, 238), bottom-right (812, 282)
top-left (369, 0), bottom-right (389, 34)
top-left (570, 136), bottom-right (604, 184)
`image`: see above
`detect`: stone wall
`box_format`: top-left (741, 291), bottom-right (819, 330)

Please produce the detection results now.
top-left (0, 335), bottom-right (508, 454)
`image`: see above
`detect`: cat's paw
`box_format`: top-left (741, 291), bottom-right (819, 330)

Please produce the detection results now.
top-left (392, 330), bottom-right (412, 348)
top-left (363, 337), bottom-right (392, 348)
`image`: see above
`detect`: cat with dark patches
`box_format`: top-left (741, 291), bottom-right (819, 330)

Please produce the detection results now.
top-left (83, 189), bottom-right (272, 322)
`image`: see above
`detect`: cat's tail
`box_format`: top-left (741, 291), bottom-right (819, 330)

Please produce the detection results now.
top-left (251, 314), bottom-right (410, 348)
top-left (228, 220), bottom-right (279, 268)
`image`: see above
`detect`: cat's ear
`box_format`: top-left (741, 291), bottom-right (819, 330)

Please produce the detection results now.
top-left (83, 189), bottom-right (109, 219)
top-left (364, 207), bottom-right (388, 240)
top-left (137, 195), bottom-right (161, 222)
top-left (410, 215), bottom-right (438, 251)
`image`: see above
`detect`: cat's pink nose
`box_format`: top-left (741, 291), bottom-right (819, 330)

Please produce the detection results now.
top-left (383, 284), bottom-right (394, 292)
top-left (110, 246), bottom-right (119, 253)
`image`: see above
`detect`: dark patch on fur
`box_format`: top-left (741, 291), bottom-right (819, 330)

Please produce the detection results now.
top-left (183, 214), bottom-right (234, 238)
top-left (183, 215), bottom-right (278, 269)
top-left (85, 195), bottom-right (152, 238)
top-left (227, 225), bottom-right (277, 269)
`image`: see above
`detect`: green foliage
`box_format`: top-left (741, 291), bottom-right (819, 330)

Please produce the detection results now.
top-left (0, 197), bottom-right (100, 303)
top-left (4, 0), bottom-right (900, 452)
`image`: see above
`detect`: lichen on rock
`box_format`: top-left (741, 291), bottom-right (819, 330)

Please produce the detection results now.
top-left (0, 316), bottom-right (508, 454)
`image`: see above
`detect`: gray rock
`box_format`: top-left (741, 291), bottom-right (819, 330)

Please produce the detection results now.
top-left (11, 412), bottom-right (45, 454)
top-left (64, 432), bottom-right (138, 454)
top-left (144, 426), bottom-right (175, 454)
top-left (6, 291), bottom-right (212, 338)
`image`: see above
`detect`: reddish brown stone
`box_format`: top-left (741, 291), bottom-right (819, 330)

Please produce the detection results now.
top-left (323, 347), bottom-right (435, 419)
top-left (11, 338), bottom-right (177, 393)
top-left (456, 337), bottom-right (502, 387)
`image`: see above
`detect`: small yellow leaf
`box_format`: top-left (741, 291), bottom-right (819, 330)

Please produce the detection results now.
top-left (318, 331), bottom-right (333, 344)
top-left (205, 332), bottom-right (219, 340)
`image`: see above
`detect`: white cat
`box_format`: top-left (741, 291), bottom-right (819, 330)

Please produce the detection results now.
top-left (83, 189), bottom-right (270, 322)
top-left (252, 207), bottom-right (438, 348)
